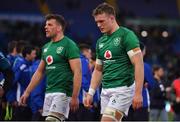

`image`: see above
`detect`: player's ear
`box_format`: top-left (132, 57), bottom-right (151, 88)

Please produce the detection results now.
top-left (57, 25), bottom-right (62, 32)
top-left (109, 15), bottom-right (115, 21)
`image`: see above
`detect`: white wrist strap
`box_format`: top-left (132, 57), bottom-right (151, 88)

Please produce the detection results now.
top-left (88, 88), bottom-right (95, 96)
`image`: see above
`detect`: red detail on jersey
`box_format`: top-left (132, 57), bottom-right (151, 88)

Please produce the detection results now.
top-left (105, 51), bottom-right (111, 58)
top-left (47, 56), bottom-right (52, 63)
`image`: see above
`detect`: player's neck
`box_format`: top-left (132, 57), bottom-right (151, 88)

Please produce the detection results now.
top-left (51, 33), bottom-right (64, 42)
top-left (108, 23), bottom-right (119, 35)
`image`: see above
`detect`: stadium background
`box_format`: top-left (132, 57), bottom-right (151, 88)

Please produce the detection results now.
top-left (0, 0), bottom-right (180, 98)
top-left (0, 0), bottom-right (180, 120)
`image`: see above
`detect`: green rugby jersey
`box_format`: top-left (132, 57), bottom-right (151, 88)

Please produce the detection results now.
top-left (96, 27), bottom-right (140, 88)
top-left (42, 36), bottom-right (80, 96)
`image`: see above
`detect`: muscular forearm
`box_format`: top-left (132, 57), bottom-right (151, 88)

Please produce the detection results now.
top-left (134, 60), bottom-right (144, 94)
top-left (90, 69), bottom-right (102, 91)
top-left (72, 69), bottom-right (82, 98)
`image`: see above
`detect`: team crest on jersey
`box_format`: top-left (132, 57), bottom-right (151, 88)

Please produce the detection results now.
top-left (46, 55), bottom-right (53, 65)
top-left (104, 50), bottom-right (112, 59)
top-left (56, 46), bottom-right (64, 54)
top-left (113, 37), bottom-right (121, 46)
top-left (99, 43), bottom-right (104, 49)
top-left (44, 48), bottom-right (48, 53)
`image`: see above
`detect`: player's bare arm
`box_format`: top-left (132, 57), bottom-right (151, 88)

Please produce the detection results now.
top-left (129, 48), bottom-right (144, 109)
top-left (90, 63), bottom-right (103, 90)
top-left (20, 60), bottom-right (45, 105)
top-left (69, 58), bottom-right (82, 111)
top-left (84, 61), bottom-right (103, 108)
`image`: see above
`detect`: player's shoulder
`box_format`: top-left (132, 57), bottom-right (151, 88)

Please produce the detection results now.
top-left (97, 34), bottom-right (107, 43)
top-left (119, 26), bottom-right (135, 35)
top-left (63, 36), bottom-right (78, 46)
top-left (13, 56), bottom-right (26, 70)
top-left (43, 41), bottom-right (51, 48)
top-left (0, 51), bottom-right (5, 60)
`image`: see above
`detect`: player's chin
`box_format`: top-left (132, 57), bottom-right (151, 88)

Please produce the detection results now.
top-left (46, 34), bottom-right (50, 38)
top-left (100, 29), bottom-right (106, 33)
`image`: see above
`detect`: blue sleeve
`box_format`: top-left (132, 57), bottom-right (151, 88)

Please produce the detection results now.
top-left (144, 63), bottom-right (155, 89)
top-left (0, 52), bottom-right (10, 71)
top-left (13, 59), bottom-right (26, 85)
top-left (81, 57), bottom-right (92, 92)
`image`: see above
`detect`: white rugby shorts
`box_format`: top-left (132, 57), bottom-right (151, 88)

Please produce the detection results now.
top-left (42, 92), bottom-right (71, 118)
top-left (101, 83), bottom-right (135, 116)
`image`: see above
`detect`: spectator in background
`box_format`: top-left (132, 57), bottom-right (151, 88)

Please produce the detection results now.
top-left (12, 45), bottom-right (36, 120)
top-left (6, 41), bottom-right (18, 66)
top-left (68, 43), bottom-right (100, 121)
top-left (149, 65), bottom-right (168, 121)
top-left (172, 70), bottom-right (180, 121)
top-left (125, 42), bottom-right (155, 121)
top-left (5, 40), bottom-right (27, 120)
top-left (30, 47), bottom-right (46, 121)
top-left (0, 51), bottom-right (14, 120)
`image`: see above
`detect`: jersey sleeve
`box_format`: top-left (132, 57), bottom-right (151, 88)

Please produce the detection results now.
top-left (95, 37), bottom-right (103, 60)
top-left (66, 41), bottom-right (80, 59)
top-left (0, 52), bottom-right (10, 71)
top-left (95, 40), bottom-right (100, 59)
top-left (123, 30), bottom-right (140, 52)
top-left (41, 45), bottom-right (46, 61)
top-left (13, 59), bottom-right (26, 84)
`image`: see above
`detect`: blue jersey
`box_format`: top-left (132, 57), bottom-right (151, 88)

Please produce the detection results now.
top-left (12, 55), bottom-right (32, 102)
top-left (142, 62), bottom-right (155, 107)
top-left (79, 54), bottom-right (100, 104)
top-left (30, 60), bottom-right (46, 113)
top-left (7, 54), bottom-right (17, 67)
top-left (79, 54), bottom-right (92, 103)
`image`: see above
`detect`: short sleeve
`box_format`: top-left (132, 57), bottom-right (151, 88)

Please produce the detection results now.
top-left (123, 31), bottom-right (140, 52)
top-left (0, 52), bottom-right (10, 71)
top-left (41, 45), bottom-right (46, 61)
top-left (66, 41), bottom-right (80, 59)
top-left (96, 41), bottom-right (100, 59)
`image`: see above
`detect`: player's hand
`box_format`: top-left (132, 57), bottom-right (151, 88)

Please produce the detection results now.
top-left (70, 96), bottom-right (79, 112)
top-left (83, 93), bottom-right (93, 109)
top-left (19, 91), bottom-right (30, 106)
top-left (132, 93), bottom-right (143, 110)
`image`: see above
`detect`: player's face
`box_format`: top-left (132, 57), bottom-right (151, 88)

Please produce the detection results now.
top-left (158, 68), bottom-right (164, 78)
top-left (28, 50), bottom-right (36, 61)
top-left (45, 19), bottom-right (60, 38)
top-left (83, 49), bottom-right (92, 60)
top-left (94, 13), bottom-right (114, 34)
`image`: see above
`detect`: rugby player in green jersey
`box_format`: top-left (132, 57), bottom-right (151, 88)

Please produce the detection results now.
top-left (84, 3), bottom-right (144, 122)
top-left (20, 14), bottom-right (82, 121)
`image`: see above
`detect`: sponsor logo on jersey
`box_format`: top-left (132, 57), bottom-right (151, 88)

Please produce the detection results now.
top-left (104, 50), bottom-right (112, 59)
top-left (46, 55), bottom-right (53, 65)
top-left (56, 46), bottom-right (64, 54)
top-left (113, 37), bottom-right (121, 46)
top-left (20, 64), bottom-right (27, 70)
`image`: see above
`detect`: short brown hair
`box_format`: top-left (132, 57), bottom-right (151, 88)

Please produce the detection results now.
top-left (8, 41), bottom-right (17, 53)
top-left (45, 14), bottom-right (67, 31)
top-left (152, 65), bottom-right (163, 75)
top-left (92, 2), bottom-right (116, 16)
